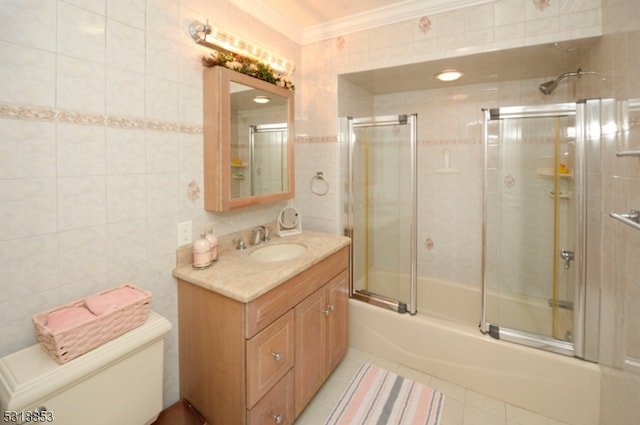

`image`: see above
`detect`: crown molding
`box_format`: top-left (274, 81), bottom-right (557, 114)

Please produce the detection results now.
top-left (301, 0), bottom-right (494, 44)
top-left (229, 0), bottom-right (494, 45)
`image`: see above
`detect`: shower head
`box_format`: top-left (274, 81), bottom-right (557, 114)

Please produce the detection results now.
top-left (538, 68), bottom-right (594, 95)
top-left (539, 79), bottom-right (559, 95)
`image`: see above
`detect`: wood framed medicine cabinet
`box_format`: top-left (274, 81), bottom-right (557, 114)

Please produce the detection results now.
top-left (203, 66), bottom-right (295, 211)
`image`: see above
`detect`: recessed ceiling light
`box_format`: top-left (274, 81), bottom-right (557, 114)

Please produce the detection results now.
top-left (253, 95), bottom-right (271, 104)
top-left (435, 69), bottom-right (463, 82)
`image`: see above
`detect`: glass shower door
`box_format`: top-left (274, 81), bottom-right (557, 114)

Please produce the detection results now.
top-left (343, 114), bottom-right (417, 314)
top-left (481, 103), bottom-right (584, 356)
top-left (250, 123), bottom-right (288, 195)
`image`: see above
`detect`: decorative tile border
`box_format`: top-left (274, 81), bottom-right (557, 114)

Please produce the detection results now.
top-left (0, 104), bottom-right (56, 121)
top-left (0, 102), bottom-right (203, 135)
top-left (419, 138), bottom-right (479, 146)
top-left (106, 115), bottom-right (146, 130)
top-left (58, 110), bottom-right (105, 126)
top-left (8, 102), bottom-right (634, 143)
top-left (295, 136), bottom-right (338, 144)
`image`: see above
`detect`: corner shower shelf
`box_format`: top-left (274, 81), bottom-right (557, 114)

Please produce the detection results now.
top-left (610, 209), bottom-right (640, 231)
top-left (536, 168), bottom-right (573, 178)
top-left (548, 191), bottom-right (572, 199)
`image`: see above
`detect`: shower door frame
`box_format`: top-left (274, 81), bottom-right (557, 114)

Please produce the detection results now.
top-left (249, 123), bottom-right (288, 196)
top-left (480, 102), bottom-right (589, 358)
top-left (343, 114), bottom-right (418, 315)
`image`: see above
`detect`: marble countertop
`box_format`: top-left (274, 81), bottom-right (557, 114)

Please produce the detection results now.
top-left (172, 230), bottom-right (351, 303)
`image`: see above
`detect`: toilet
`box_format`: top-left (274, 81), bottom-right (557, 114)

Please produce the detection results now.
top-left (0, 310), bottom-right (171, 425)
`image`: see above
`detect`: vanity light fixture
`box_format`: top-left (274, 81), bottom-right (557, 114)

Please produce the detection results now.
top-left (189, 20), bottom-right (295, 75)
top-left (253, 95), bottom-right (271, 104)
top-left (435, 69), bottom-right (463, 82)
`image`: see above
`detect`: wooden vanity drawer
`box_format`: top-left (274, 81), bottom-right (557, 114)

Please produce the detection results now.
top-left (247, 370), bottom-right (294, 425)
top-left (246, 310), bottom-right (294, 408)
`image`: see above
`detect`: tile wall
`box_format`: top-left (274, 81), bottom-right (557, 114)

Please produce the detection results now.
top-left (0, 0), bottom-right (299, 406)
top-left (588, 0), bottom-right (640, 422)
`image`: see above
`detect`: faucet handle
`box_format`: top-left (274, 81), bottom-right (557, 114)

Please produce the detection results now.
top-left (233, 237), bottom-right (246, 250)
top-left (260, 226), bottom-right (270, 242)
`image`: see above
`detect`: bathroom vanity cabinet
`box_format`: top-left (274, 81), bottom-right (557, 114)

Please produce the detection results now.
top-left (177, 246), bottom-right (349, 425)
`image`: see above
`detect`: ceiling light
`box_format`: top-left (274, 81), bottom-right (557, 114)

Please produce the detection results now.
top-left (435, 69), bottom-right (463, 82)
top-left (253, 95), bottom-right (271, 104)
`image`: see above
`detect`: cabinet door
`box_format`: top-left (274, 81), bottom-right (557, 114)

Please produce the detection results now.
top-left (294, 288), bottom-right (326, 417)
top-left (325, 269), bottom-right (350, 374)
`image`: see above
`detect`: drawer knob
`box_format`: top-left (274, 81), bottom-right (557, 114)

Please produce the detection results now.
top-left (272, 414), bottom-right (282, 424)
top-left (322, 304), bottom-right (334, 316)
top-left (271, 351), bottom-right (282, 361)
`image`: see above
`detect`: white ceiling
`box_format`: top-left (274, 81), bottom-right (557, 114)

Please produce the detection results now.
top-left (340, 38), bottom-right (599, 94)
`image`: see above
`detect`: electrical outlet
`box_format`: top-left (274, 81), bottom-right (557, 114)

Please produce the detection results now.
top-left (178, 221), bottom-right (192, 246)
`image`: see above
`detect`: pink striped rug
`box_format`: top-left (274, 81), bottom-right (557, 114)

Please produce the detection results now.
top-left (324, 363), bottom-right (445, 425)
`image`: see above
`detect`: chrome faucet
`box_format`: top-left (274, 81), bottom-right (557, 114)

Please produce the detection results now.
top-left (250, 228), bottom-right (261, 246)
top-left (250, 226), bottom-right (270, 246)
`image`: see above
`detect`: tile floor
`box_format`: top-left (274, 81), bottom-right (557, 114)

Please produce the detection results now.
top-left (295, 347), bottom-right (572, 425)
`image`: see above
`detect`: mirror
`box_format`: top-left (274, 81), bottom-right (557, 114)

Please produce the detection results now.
top-left (276, 206), bottom-right (302, 237)
top-left (279, 206), bottom-right (300, 228)
top-left (203, 66), bottom-right (295, 211)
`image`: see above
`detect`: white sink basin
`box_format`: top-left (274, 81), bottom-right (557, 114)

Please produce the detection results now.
top-left (249, 243), bottom-right (307, 262)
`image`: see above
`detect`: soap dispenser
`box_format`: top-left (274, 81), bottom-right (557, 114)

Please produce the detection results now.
top-left (193, 233), bottom-right (212, 268)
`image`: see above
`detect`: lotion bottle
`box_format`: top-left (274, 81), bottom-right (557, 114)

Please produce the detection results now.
top-left (206, 227), bottom-right (218, 261)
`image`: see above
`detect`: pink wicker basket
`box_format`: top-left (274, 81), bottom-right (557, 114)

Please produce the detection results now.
top-left (32, 284), bottom-right (151, 364)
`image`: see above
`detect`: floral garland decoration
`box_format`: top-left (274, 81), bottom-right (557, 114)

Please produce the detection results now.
top-left (201, 51), bottom-right (295, 91)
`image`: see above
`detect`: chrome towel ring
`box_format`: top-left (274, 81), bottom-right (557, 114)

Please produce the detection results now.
top-left (311, 172), bottom-right (329, 196)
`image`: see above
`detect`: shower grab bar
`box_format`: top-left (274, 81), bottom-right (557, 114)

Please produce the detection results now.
top-left (615, 150), bottom-right (640, 158)
top-left (610, 209), bottom-right (640, 231)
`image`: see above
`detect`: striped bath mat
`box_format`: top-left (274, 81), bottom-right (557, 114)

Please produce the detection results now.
top-left (324, 363), bottom-right (445, 425)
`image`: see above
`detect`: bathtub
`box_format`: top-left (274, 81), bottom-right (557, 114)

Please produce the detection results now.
top-left (349, 296), bottom-right (601, 425)
top-left (368, 272), bottom-right (574, 336)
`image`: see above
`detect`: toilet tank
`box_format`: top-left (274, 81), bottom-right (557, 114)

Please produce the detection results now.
top-left (0, 310), bottom-right (171, 425)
